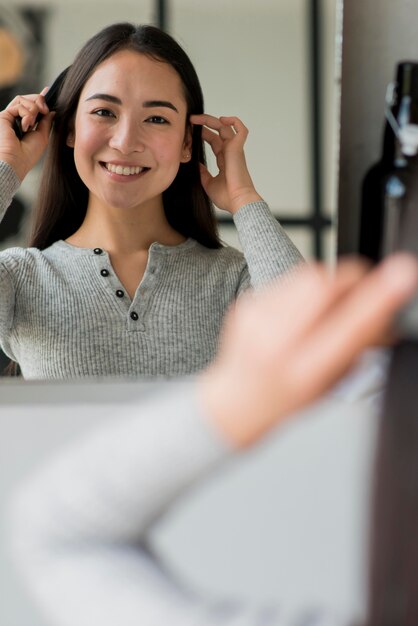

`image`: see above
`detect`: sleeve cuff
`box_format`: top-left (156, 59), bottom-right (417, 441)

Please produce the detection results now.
top-left (0, 160), bottom-right (22, 221)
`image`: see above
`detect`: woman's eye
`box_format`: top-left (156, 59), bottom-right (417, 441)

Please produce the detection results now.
top-left (93, 109), bottom-right (114, 118)
top-left (146, 116), bottom-right (168, 124)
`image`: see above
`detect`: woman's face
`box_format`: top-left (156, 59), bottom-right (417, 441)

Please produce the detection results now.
top-left (67, 49), bottom-right (192, 214)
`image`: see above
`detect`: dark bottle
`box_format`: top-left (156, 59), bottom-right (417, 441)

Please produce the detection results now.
top-left (378, 65), bottom-right (418, 338)
top-left (359, 61), bottom-right (418, 263)
top-left (392, 149), bottom-right (418, 337)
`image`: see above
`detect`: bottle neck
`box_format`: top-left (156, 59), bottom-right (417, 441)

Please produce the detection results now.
top-left (385, 63), bottom-right (418, 159)
top-left (394, 139), bottom-right (408, 167)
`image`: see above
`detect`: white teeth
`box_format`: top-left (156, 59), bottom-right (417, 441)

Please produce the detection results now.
top-left (105, 163), bottom-right (144, 175)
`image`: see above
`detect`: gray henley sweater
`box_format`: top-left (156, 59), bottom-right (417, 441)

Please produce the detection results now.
top-left (0, 161), bottom-right (303, 379)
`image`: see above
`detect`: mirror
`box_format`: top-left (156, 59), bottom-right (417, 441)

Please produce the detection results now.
top-left (0, 0), bottom-right (340, 377)
top-left (1, 3), bottom-right (344, 624)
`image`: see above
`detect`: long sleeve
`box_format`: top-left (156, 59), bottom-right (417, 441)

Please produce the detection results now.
top-left (8, 381), bottom-right (342, 626)
top-left (0, 160), bottom-right (21, 222)
top-left (0, 162), bottom-right (21, 354)
top-left (233, 201), bottom-right (304, 291)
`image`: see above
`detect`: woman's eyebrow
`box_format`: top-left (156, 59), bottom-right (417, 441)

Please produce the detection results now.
top-left (143, 100), bottom-right (179, 113)
top-left (85, 93), bottom-right (122, 104)
top-left (84, 94), bottom-right (179, 113)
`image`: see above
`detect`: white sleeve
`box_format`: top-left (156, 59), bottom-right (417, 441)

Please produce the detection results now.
top-left (7, 380), bottom-right (340, 626)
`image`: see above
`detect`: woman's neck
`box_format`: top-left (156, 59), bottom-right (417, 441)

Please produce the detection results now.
top-left (66, 197), bottom-right (186, 253)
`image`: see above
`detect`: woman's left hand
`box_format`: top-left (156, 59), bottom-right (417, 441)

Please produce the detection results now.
top-left (190, 114), bottom-right (263, 214)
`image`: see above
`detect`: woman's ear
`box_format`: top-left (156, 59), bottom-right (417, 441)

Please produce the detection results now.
top-left (180, 126), bottom-right (193, 163)
top-left (66, 130), bottom-right (75, 148)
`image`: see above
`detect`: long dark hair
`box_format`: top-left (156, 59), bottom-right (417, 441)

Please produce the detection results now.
top-left (30, 22), bottom-right (220, 250)
top-left (366, 339), bottom-right (418, 625)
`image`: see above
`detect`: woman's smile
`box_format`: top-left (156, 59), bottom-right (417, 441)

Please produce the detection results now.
top-left (103, 162), bottom-right (148, 176)
top-left (100, 161), bottom-right (150, 181)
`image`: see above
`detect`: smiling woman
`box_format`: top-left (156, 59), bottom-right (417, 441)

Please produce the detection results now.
top-left (65, 49), bottom-right (194, 267)
top-left (0, 22), bottom-right (303, 379)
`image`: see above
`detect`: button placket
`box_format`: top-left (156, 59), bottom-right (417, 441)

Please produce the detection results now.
top-left (126, 252), bottom-right (158, 333)
top-left (91, 245), bottom-right (161, 332)
top-left (127, 271), bottom-right (156, 333)
top-left (127, 296), bottom-right (146, 331)
top-left (127, 304), bottom-right (146, 332)
top-left (91, 248), bottom-right (131, 315)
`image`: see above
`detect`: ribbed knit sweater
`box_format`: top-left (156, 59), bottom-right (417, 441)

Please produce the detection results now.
top-left (0, 161), bottom-right (303, 379)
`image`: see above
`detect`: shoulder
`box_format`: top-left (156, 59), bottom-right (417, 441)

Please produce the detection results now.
top-left (0, 242), bottom-right (53, 262)
top-left (193, 241), bottom-right (244, 261)
top-left (0, 245), bottom-right (35, 267)
top-left (190, 240), bottom-right (247, 272)
top-left (0, 247), bottom-right (42, 288)
top-left (0, 241), bottom-right (71, 278)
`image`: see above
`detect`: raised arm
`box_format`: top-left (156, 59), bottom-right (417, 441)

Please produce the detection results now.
top-left (8, 254), bottom-right (418, 626)
top-left (232, 199), bottom-right (304, 289)
top-left (191, 114), bottom-right (303, 289)
top-left (0, 89), bottom-right (54, 218)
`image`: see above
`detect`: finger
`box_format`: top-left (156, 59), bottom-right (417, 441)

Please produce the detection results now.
top-left (198, 162), bottom-right (214, 194)
top-left (190, 113), bottom-right (225, 130)
top-left (6, 94), bottom-right (49, 131)
top-left (201, 128), bottom-right (227, 170)
top-left (201, 126), bottom-right (223, 155)
top-left (287, 253), bottom-right (418, 394)
top-left (192, 114), bottom-right (243, 142)
top-left (218, 125), bottom-right (236, 141)
top-left (7, 94), bottom-right (49, 116)
top-left (219, 116), bottom-right (248, 139)
top-left (30, 110), bottom-right (55, 141)
top-left (231, 259), bottom-right (370, 361)
top-left (191, 114), bottom-right (246, 132)
top-left (190, 114), bottom-right (235, 142)
top-left (257, 258), bottom-right (370, 336)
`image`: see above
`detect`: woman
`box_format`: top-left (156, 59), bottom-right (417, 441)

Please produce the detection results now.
top-left (0, 23), bottom-right (302, 379)
top-left (8, 253), bottom-right (418, 626)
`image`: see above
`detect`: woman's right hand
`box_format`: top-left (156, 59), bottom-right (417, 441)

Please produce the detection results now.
top-left (0, 89), bottom-right (54, 181)
top-left (200, 253), bottom-right (418, 448)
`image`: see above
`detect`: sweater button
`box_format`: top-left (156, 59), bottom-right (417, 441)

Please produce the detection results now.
top-left (100, 269), bottom-right (110, 277)
top-left (116, 289), bottom-right (124, 298)
top-left (130, 311), bottom-right (139, 321)
top-left (93, 248), bottom-right (103, 255)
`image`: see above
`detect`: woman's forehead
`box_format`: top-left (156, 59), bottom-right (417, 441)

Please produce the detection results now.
top-left (81, 50), bottom-right (186, 101)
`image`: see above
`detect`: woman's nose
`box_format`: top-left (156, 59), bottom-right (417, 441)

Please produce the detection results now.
top-left (108, 118), bottom-right (145, 154)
